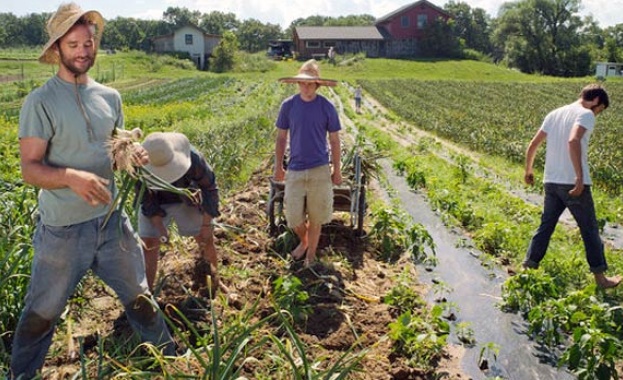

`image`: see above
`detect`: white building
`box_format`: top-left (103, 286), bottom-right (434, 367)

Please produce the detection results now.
top-left (595, 62), bottom-right (623, 78)
top-left (152, 25), bottom-right (221, 70)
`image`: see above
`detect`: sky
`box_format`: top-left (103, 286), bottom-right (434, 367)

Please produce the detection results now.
top-left (4, 0), bottom-right (622, 29)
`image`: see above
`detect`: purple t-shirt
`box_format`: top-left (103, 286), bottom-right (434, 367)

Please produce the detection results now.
top-left (276, 94), bottom-right (341, 171)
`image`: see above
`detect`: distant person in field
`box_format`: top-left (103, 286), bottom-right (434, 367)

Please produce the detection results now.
top-left (136, 132), bottom-right (228, 297)
top-left (523, 83), bottom-right (621, 288)
top-left (274, 59), bottom-right (342, 267)
top-left (11, 3), bottom-right (174, 379)
top-left (328, 46), bottom-right (336, 65)
top-left (354, 85), bottom-right (363, 114)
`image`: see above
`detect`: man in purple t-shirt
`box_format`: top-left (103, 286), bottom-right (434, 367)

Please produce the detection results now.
top-left (274, 59), bottom-right (342, 266)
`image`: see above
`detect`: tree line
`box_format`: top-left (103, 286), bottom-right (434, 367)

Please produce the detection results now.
top-left (1, 0), bottom-right (621, 77)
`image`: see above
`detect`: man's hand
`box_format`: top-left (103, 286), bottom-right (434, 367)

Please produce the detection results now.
top-left (332, 170), bottom-right (342, 186)
top-left (131, 143), bottom-right (149, 167)
top-left (524, 172), bottom-right (535, 185)
top-left (569, 177), bottom-right (585, 197)
top-left (274, 167), bottom-right (285, 182)
top-left (67, 170), bottom-right (111, 206)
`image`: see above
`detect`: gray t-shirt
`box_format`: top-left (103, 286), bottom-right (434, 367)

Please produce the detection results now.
top-left (19, 75), bottom-right (124, 226)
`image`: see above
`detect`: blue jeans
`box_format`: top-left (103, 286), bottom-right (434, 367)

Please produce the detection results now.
top-left (523, 183), bottom-right (607, 273)
top-left (10, 211), bottom-right (174, 379)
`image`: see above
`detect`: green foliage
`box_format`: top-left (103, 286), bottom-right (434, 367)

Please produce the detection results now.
top-left (562, 326), bottom-right (620, 380)
top-left (388, 306), bottom-right (449, 370)
top-left (369, 207), bottom-right (435, 264)
top-left (210, 31), bottom-right (239, 73)
top-left (500, 270), bottom-right (562, 314)
top-left (0, 185), bottom-right (37, 342)
top-left (272, 275), bottom-right (312, 324)
top-left (383, 271), bottom-right (426, 313)
top-left (455, 321), bottom-right (476, 346)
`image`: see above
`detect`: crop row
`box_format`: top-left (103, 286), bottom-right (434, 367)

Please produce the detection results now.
top-left (362, 80), bottom-right (623, 195)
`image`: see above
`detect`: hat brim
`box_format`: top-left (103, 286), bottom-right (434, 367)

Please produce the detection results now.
top-left (39, 9), bottom-right (105, 65)
top-left (279, 76), bottom-right (338, 87)
top-left (142, 132), bottom-right (192, 187)
top-left (144, 157), bottom-right (191, 186)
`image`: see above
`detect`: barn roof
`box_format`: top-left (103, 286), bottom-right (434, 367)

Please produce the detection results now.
top-left (295, 26), bottom-right (385, 40)
top-left (375, 0), bottom-right (450, 24)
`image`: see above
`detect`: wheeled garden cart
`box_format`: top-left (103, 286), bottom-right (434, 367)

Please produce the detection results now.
top-left (267, 153), bottom-right (367, 236)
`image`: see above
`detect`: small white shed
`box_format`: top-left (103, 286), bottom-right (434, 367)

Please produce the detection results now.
top-left (595, 62), bottom-right (623, 78)
top-left (152, 25), bottom-right (221, 70)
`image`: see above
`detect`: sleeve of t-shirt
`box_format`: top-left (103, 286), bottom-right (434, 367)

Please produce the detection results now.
top-left (326, 101), bottom-right (341, 133)
top-left (576, 110), bottom-right (595, 132)
top-left (276, 98), bottom-right (291, 131)
top-left (18, 91), bottom-right (55, 140)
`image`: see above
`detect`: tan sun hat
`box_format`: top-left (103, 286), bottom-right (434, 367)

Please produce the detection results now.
top-left (142, 132), bottom-right (192, 185)
top-left (279, 59), bottom-right (338, 87)
top-left (39, 2), bottom-right (105, 64)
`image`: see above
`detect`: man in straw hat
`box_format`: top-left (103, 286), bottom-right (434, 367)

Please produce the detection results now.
top-left (274, 59), bottom-right (342, 267)
top-left (137, 132), bottom-right (229, 297)
top-left (11, 3), bottom-right (174, 378)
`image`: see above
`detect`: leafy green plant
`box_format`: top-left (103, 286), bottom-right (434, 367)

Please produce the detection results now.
top-left (455, 321), bottom-right (476, 346)
top-left (500, 270), bottom-right (562, 315)
top-left (405, 222), bottom-right (436, 265)
top-left (383, 271), bottom-right (426, 313)
top-left (478, 342), bottom-right (500, 371)
top-left (388, 306), bottom-right (450, 370)
top-left (272, 275), bottom-right (312, 324)
top-left (562, 325), bottom-right (620, 380)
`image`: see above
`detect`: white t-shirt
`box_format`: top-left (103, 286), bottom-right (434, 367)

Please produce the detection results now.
top-left (541, 102), bottom-right (595, 185)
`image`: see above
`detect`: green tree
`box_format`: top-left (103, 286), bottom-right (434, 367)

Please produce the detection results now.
top-left (492, 0), bottom-right (589, 76)
top-left (199, 11), bottom-right (240, 35)
top-left (237, 19), bottom-right (282, 52)
top-left (444, 1), bottom-right (492, 54)
top-left (103, 17), bottom-right (146, 50)
top-left (209, 31), bottom-right (238, 72)
top-left (162, 6), bottom-right (201, 28)
top-left (419, 18), bottom-right (463, 58)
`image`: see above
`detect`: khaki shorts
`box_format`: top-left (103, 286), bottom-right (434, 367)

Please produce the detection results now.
top-left (284, 165), bottom-right (333, 228)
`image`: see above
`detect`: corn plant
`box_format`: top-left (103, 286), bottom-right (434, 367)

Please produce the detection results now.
top-left (0, 185), bottom-right (37, 351)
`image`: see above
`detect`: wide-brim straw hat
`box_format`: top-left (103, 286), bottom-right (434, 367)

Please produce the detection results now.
top-left (279, 59), bottom-right (338, 87)
top-left (142, 132), bottom-right (192, 185)
top-left (39, 2), bottom-right (105, 64)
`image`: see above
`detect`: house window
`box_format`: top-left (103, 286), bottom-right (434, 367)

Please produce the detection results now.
top-left (417, 14), bottom-right (428, 29)
top-left (323, 41), bottom-right (336, 48)
top-left (401, 15), bottom-right (409, 28)
top-left (306, 41), bottom-right (321, 48)
top-left (185, 34), bottom-right (193, 45)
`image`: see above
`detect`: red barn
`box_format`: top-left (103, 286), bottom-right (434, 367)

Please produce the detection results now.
top-left (293, 0), bottom-right (451, 59)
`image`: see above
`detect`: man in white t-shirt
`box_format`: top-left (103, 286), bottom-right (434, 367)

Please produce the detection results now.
top-left (523, 84), bottom-right (621, 288)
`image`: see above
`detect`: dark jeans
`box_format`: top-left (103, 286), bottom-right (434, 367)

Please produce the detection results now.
top-left (523, 183), bottom-right (607, 273)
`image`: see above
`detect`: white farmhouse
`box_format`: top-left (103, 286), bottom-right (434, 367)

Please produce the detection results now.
top-left (152, 25), bottom-right (221, 70)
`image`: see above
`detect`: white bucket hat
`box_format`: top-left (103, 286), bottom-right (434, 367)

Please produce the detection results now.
top-left (279, 59), bottom-right (338, 87)
top-left (142, 132), bottom-right (192, 184)
top-left (39, 2), bottom-right (105, 64)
